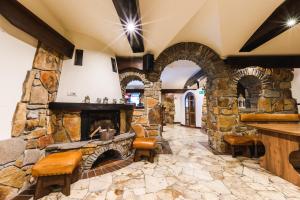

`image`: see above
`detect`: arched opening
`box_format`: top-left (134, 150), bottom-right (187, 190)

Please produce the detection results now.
top-left (237, 75), bottom-right (262, 113)
top-left (160, 60), bottom-right (202, 125)
top-left (91, 149), bottom-right (122, 169)
top-left (185, 92), bottom-right (196, 127)
top-left (125, 80), bottom-right (145, 108)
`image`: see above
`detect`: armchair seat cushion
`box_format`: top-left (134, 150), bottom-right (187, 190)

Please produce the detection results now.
top-left (32, 151), bottom-right (82, 177)
top-left (133, 138), bottom-right (157, 149)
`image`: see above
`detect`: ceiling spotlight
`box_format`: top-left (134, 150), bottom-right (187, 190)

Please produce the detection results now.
top-left (286, 18), bottom-right (297, 27)
top-left (126, 21), bottom-right (136, 33)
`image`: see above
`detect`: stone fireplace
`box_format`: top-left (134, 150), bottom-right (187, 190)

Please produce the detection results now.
top-left (46, 102), bottom-right (136, 175)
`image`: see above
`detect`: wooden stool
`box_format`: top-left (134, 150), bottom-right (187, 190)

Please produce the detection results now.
top-left (32, 151), bottom-right (82, 200)
top-left (224, 135), bottom-right (254, 157)
top-left (133, 137), bottom-right (157, 163)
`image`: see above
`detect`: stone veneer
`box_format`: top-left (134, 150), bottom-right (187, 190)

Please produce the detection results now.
top-left (0, 43), bottom-right (63, 199)
top-left (162, 94), bottom-right (175, 124)
top-left (153, 42), bottom-right (297, 153)
top-left (119, 69), bottom-right (162, 137)
top-left (45, 132), bottom-right (135, 171)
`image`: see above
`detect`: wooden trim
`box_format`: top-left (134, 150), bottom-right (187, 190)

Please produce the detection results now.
top-left (184, 70), bottom-right (205, 88)
top-left (240, 0), bottom-right (300, 52)
top-left (112, 0), bottom-right (144, 53)
top-left (49, 102), bottom-right (135, 111)
top-left (224, 55), bottom-right (300, 68)
top-left (0, 0), bottom-right (75, 58)
top-left (161, 89), bottom-right (194, 94)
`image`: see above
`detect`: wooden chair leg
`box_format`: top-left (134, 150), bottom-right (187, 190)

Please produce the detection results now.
top-left (34, 178), bottom-right (43, 200)
top-left (62, 175), bottom-right (71, 196)
top-left (231, 145), bottom-right (236, 157)
top-left (149, 150), bottom-right (155, 163)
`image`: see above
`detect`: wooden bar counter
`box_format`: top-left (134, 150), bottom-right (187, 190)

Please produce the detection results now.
top-left (247, 123), bottom-right (300, 186)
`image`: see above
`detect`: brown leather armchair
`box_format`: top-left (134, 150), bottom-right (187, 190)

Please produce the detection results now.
top-left (131, 124), bottom-right (157, 163)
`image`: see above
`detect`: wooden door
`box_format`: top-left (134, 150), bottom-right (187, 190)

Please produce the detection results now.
top-left (185, 93), bottom-right (196, 127)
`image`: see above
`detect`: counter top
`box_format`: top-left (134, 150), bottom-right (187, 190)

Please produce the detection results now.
top-left (247, 123), bottom-right (300, 137)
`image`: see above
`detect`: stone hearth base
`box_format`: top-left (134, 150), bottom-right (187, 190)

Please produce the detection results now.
top-left (46, 132), bottom-right (135, 171)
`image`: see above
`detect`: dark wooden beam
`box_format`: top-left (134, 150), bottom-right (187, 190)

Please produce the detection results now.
top-left (116, 56), bottom-right (143, 71)
top-left (162, 89), bottom-right (193, 94)
top-left (184, 70), bottom-right (206, 88)
top-left (112, 0), bottom-right (144, 53)
top-left (0, 0), bottom-right (74, 58)
top-left (224, 55), bottom-right (300, 68)
top-left (240, 0), bottom-right (300, 52)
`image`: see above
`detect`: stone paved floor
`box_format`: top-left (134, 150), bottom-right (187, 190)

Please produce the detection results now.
top-left (37, 125), bottom-right (300, 200)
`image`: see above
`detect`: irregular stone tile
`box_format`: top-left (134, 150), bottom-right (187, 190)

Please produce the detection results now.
top-left (145, 175), bottom-right (168, 193)
top-left (258, 191), bottom-right (286, 200)
top-left (0, 138), bottom-right (26, 165)
top-left (0, 166), bottom-right (26, 188)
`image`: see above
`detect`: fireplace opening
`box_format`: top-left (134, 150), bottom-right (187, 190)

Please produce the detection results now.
top-left (81, 110), bottom-right (120, 141)
top-left (91, 149), bottom-right (122, 169)
top-left (237, 75), bottom-right (262, 112)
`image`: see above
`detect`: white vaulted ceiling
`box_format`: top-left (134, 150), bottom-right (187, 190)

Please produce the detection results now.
top-left (160, 60), bottom-right (200, 89)
top-left (18, 0), bottom-right (300, 58)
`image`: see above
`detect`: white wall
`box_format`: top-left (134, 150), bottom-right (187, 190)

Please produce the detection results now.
top-left (292, 68), bottom-right (300, 112)
top-left (56, 50), bottom-right (122, 103)
top-left (0, 29), bottom-right (36, 140)
top-left (174, 94), bottom-right (183, 123)
top-left (180, 89), bottom-right (205, 127)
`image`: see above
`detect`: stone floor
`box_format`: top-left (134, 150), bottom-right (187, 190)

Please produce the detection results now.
top-left (36, 125), bottom-right (300, 200)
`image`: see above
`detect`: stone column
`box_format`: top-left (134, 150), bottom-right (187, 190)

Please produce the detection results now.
top-left (11, 43), bottom-right (63, 149)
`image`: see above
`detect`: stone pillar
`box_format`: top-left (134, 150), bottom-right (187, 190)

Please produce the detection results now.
top-left (0, 43), bottom-right (64, 199)
top-left (11, 43), bottom-right (63, 149)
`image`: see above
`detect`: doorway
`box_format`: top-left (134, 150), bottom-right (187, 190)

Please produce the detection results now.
top-left (185, 92), bottom-right (196, 127)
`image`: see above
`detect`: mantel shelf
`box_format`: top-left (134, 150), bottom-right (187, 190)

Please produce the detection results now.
top-left (49, 102), bottom-right (135, 111)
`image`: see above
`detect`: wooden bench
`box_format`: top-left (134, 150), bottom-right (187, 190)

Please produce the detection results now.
top-left (32, 151), bottom-right (82, 200)
top-left (224, 113), bottom-right (300, 157)
top-left (131, 124), bottom-right (157, 163)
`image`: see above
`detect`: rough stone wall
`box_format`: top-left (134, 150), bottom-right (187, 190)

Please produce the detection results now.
top-left (153, 42), bottom-right (297, 153)
top-left (201, 95), bottom-right (207, 130)
top-left (162, 94), bottom-right (175, 124)
top-left (0, 43), bottom-right (63, 199)
top-left (119, 69), bottom-right (162, 137)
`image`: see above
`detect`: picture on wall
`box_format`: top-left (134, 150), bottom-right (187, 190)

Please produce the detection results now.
top-left (111, 58), bottom-right (118, 73)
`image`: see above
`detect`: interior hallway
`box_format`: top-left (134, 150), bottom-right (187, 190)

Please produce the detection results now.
top-left (37, 125), bottom-right (300, 200)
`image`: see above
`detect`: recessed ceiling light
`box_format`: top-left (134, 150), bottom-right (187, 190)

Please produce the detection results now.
top-left (286, 18), bottom-right (297, 27)
top-left (126, 21), bottom-right (136, 33)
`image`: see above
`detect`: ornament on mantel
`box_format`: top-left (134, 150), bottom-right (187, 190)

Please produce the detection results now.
top-left (96, 98), bottom-right (102, 104)
top-left (103, 97), bottom-right (109, 104)
top-left (84, 96), bottom-right (90, 103)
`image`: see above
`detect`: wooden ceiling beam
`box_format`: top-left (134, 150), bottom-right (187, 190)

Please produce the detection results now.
top-left (240, 0), bottom-right (300, 52)
top-left (0, 0), bottom-right (75, 58)
top-left (184, 70), bottom-right (205, 88)
top-left (112, 0), bottom-right (144, 53)
top-left (224, 55), bottom-right (300, 68)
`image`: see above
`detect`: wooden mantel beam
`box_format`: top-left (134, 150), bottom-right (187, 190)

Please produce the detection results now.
top-left (224, 55), bottom-right (300, 68)
top-left (0, 0), bottom-right (75, 58)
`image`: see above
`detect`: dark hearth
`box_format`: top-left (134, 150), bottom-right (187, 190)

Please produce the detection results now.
top-left (91, 149), bottom-right (122, 169)
top-left (81, 110), bottom-right (120, 141)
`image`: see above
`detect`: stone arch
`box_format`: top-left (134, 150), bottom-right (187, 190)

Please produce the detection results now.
top-left (151, 42), bottom-right (226, 81)
top-left (119, 69), bottom-right (148, 97)
top-left (231, 67), bottom-right (272, 90)
top-left (83, 144), bottom-right (128, 170)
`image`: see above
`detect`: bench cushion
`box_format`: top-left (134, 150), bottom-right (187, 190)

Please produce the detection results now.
top-left (240, 114), bottom-right (300, 122)
top-left (133, 138), bottom-right (157, 149)
top-left (32, 151), bottom-right (82, 177)
top-left (224, 135), bottom-right (253, 145)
